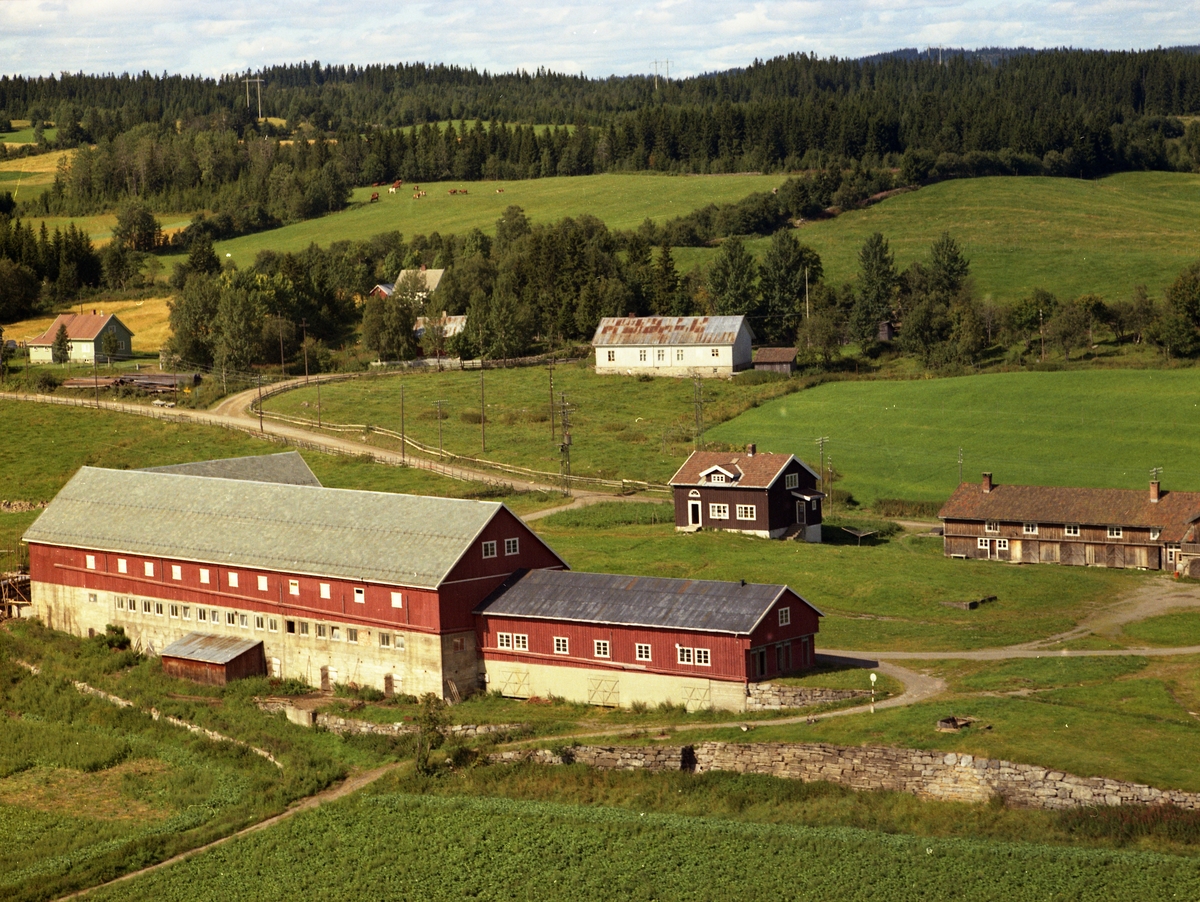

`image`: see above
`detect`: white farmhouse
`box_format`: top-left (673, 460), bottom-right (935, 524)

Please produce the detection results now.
top-left (592, 316), bottom-right (754, 377)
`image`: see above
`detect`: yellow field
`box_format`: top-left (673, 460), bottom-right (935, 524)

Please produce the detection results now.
top-left (0, 149), bottom-right (71, 198)
top-left (6, 296), bottom-right (174, 350)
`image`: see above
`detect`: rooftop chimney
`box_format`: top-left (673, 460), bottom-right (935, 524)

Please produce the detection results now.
top-left (982, 472), bottom-right (993, 493)
top-left (746, 443), bottom-right (756, 456)
top-left (1151, 480), bottom-right (1161, 503)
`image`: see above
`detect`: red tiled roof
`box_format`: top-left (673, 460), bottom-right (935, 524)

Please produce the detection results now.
top-left (29, 313), bottom-right (130, 346)
top-left (938, 481), bottom-right (1200, 542)
top-left (754, 347), bottom-right (797, 364)
top-left (670, 450), bottom-right (817, 488)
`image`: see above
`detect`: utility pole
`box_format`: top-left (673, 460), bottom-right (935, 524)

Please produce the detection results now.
top-left (278, 316), bottom-right (287, 375)
top-left (435, 399), bottom-right (447, 457)
top-left (816, 436), bottom-right (829, 490)
top-left (300, 319), bottom-right (309, 386)
top-left (400, 385), bottom-right (405, 464)
top-left (316, 370), bottom-right (322, 428)
top-left (172, 355), bottom-right (177, 407)
top-left (92, 352), bottom-right (98, 405)
top-left (805, 266), bottom-right (810, 320)
top-left (1151, 466), bottom-right (1163, 483)
top-left (558, 392), bottom-right (574, 494)
top-left (827, 456), bottom-right (834, 514)
top-left (243, 76), bottom-right (265, 120)
top-left (958, 447), bottom-right (964, 484)
top-left (652, 60), bottom-right (671, 91)
top-left (693, 377), bottom-right (705, 450)
top-left (480, 371), bottom-right (486, 453)
top-left (548, 357), bottom-right (555, 440)
top-left (257, 375), bottom-right (263, 432)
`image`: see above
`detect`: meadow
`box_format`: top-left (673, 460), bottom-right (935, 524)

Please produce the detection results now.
top-left (708, 368), bottom-right (1200, 507)
top-left (3, 295), bottom-right (176, 348)
top-left (0, 149), bottom-right (69, 200)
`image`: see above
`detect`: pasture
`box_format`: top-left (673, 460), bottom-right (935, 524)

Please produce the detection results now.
top-left (1, 121), bottom-right (59, 146)
top-left (708, 368), bottom-right (1200, 507)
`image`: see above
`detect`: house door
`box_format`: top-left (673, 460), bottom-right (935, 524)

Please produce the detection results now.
top-left (796, 501), bottom-right (806, 525)
top-left (689, 502), bottom-right (701, 526)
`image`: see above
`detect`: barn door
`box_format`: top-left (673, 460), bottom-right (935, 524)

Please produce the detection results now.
top-left (587, 677), bottom-right (620, 707)
top-left (499, 670), bottom-right (530, 699)
top-left (383, 674), bottom-right (395, 698)
top-left (681, 682), bottom-right (711, 712)
top-left (320, 666), bottom-right (331, 692)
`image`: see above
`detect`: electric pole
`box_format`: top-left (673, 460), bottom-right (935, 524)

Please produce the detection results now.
top-left (257, 375), bottom-right (263, 432)
top-left (548, 357), bottom-right (555, 440)
top-left (652, 60), bottom-right (671, 91)
top-left (693, 377), bottom-right (705, 450)
top-left (816, 436), bottom-right (829, 489)
top-left (92, 352), bottom-right (98, 405)
top-left (243, 76), bottom-right (265, 120)
top-left (400, 384), bottom-right (405, 464)
top-left (435, 399), bottom-right (447, 457)
top-left (958, 447), bottom-right (964, 484)
top-left (300, 318), bottom-right (309, 386)
top-left (559, 392), bottom-right (574, 494)
top-left (480, 371), bottom-right (486, 453)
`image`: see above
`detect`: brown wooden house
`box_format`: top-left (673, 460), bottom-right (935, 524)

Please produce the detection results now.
top-left (670, 446), bottom-right (824, 541)
top-left (160, 633), bottom-right (266, 685)
top-left (939, 472), bottom-right (1200, 571)
top-left (753, 347), bottom-right (797, 374)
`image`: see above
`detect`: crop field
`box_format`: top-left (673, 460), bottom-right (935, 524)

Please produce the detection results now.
top-left (708, 368), bottom-right (1200, 507)
top-left (82, 791), bottom-right (1200, 901)
top-left (0, 149), bottom-right (69, 198)
top-left (4, 296), bottom-right (176, 349)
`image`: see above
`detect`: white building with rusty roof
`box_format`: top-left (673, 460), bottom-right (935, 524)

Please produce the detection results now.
top-left (591, 316), bottom-right (753, 377)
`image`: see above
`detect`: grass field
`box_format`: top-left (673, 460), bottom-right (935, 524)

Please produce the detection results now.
top-left (1122, 611), bottom-right (1200, 647)
top-left (708, 368), bottom-right (1200, 507)
top-left (2, 124), bottom-right (59, 147)
top-left (0, 149), bottom-right (69, 199)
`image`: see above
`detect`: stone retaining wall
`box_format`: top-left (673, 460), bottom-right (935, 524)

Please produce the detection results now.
top-left (314, 712), bottom-right (525, 739)
top-left (489, 745), bottom-right (686, 771)
top-left (744, 684), bottom-right (873, 710)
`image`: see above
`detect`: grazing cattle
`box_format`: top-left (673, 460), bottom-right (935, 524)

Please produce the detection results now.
top-left (372, 182), bottom-right (381, 188)
top-left (370, 192), bottom-right (380, 203)
top-left (413, 193), bottom-right (420, 199)
top-left (389, 186), bottom-right (397, 194)
top-left (460, 188), bottom-right (468, 195)
top-left (393, 180), bottom-right (403, 188)
top-left (496, 188), bottom-right (505, 193)
top-left (449, 189), bottom-right (458, 195)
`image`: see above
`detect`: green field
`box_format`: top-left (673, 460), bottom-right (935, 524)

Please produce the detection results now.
top-left (82, 791), bottom-right (1200, 902)
top-left (708, 368), bottom-right (1200, 507)
top-left (1122, 611), bottom-right (1200, 647)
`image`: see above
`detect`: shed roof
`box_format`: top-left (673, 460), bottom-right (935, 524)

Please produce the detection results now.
top-left (476, 569), bottom-right (819, 635)
top-left (670, 450), bottom-right (818, 488)
top-left (939, 480), bottom-right (1200, 543)
top-left (29, 313), bottom-right (132, 346)
top-left (754, 347), bottom-right (798, 364)
top-left (592, 316), bottom-right (750, 347)
top-left (23, 468), bottom-right (550, 588)
top-left (141, 452), bottom-right (322, 487)
top-left (161, 633), bottom-right (263, 665)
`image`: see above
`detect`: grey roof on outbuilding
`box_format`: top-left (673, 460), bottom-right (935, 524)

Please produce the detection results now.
top-left (161, 633), bottom-right (263, 665)
top-left (475, 569), bottom-right (820, 635)
top-left (23, 467), bottom-right (537, 589)
top-left (141, 452), bottom-right (322, 487)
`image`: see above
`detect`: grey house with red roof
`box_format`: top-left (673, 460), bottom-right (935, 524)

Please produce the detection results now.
top-left (670, 446), bottom-right (824, 541)
top-left (939, 472), bottom-right (1200, 571)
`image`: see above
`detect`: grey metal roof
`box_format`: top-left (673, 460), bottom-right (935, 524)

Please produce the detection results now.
top-left (23, 468), bottom-right (519, 589)
top-left (475, 569), bottom-right (819, 635)
top-left (161, 632), bottom-right (263, 665)
top-left (141, 452), bottom-right (322, 487)
top-left (592, 316), bottom-right (750, 347)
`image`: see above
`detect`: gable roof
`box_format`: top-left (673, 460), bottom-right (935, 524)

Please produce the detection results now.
top-left (29, 313), bottom-right (132, 346)
top-left (23, 468), bottom-right (561, 589)
top-left (397, 268), bottom-right (445, 293)
top-left (670, 450), bottom-right (819, 488)
top-left (140, 452), bottom-right (322, 487)
top-left (592, 316), bottom-right (750, 347)
top-left (754, 347), bottom-right (798, 364)
top-left (414, 314), bottom-right (467, 339)
top-left (939, 480), bottom-right (1200, 543)
top-left (475, 569), bottom-right (820, 635)
top-left (161, 633), bottom-right (262, 665)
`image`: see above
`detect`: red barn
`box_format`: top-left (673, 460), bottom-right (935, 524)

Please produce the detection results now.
top-left (474, 570), bottom-right (821, 711)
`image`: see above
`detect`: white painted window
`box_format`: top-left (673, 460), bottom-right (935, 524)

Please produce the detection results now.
top-left (88, 592), bottom-right (98, 603)
top-left (354, 587), bottom-right (365, 604)
top-left (210, 609), bottom-right (219, 622)
top-left (657, 349), bottom-right (665, 361)
top-left (86, 554), bottom-right (96, 570)
top-left (1168, 546), bottom-right (1179, 564)
top-left (182, 606), bottom-right (191, 620)
top-left (594, 639), bottom-right (610, 658)
top-left (198, 608), bottom-right (207, 622)
top-left (497, 632), bottom-right (513, 649)
top-left (269, 618), bottom-right (278, 632)
top-left (985, 521), bottom-right (999, 534)
top-left (1023, 523), bottom-right (1038, 535)
top-left (677, 646), bottom-right (693, 664)
top-left (391, 591), bottom-right (403, 608)
top-left (172, 565), bottom-right (182, 580)
top-left (811, 499), bottom-right (819, 511)
top-left (514, 634), bottom-right (528, 651)
top-left (320, 583), bottom-right (331, 599)
top-left (317, 623), bottom-right (327, 638)
top-left (143, 600), bottom-right (152, 614)
top-left (639, 349), bottom-right (647, 362)
top-left (300, 621), bottom-right (309, 636)
top-left (257, 575), bottom-right (268, 592)
top-left (255, 615), bottom-right (264, 630)
top-left (505, 537), bottom-right (520, 556)
top-left (228, 572), bottom-right (239, 588)
top-left (709, 503), bottom-right (729, 520)
top-left (736, 505), bottom-right (756, 521)
top-left (553, 636), bottom-right (569, 655)
top-left (482, 540), bottom-right (497, 559)
top-left (116, 597), bottom-right (125, 610)
top-left (289, 579), bottom-right (300, 596)
top-left (380, 632), bottom-right (391, 648)
top-left (144, 561), bottom-right (155, 577)
top-left (606, 350), bottom-right (615, 362)
top-left (1108, 526), bottom-right (1123, 539)
top-left (199, 568), bottom-right (210, 584)
top-left (710, 473), bottom-right (726, 484)
top-left (1065, 524), bottom-right (1080, 537)
top-left (117, 558), bottom-right (127, 574)
top-left (270, 657), bottom-right (280, 678)
top-left (785, 473), bottom-right (799, 490)
top-left (635, 643), bottom-right (651, 661)
top-left (154, 602), bottom-right (163, 616)
top-left (226, 611), bottom-right (236, 625)
top-left (347, 628), bottom-right (358, 644)
top-left (778, 607), bottom-right (791, 627)
top-left (239, 613), bottom-right (249, 628)
top-left (695, 648), bottom-right (711, 666)
top-left (395, 635), bottom-right (406, 651)
top-left (997, 539), bottom-right (1009, 550)
top-left (676, 349), bottom-right (684, 361)
top-left (977, 537), bottom-right (989, 549)
top-left (331, 626), bottom-right (341, 641)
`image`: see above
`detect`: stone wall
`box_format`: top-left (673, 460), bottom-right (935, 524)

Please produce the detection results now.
top-left (314, 712), bottom-right (526, 739)
top-left (489, 745), bottom-right (686, 771)
top-left (744, 683), bottom-right (872, 710)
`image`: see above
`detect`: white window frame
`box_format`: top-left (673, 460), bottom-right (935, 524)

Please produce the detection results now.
top-left (1108, 526), bottom-right (1123, 539)
top-left (1064, 524), bottom-right (1080, 538)
top-left (182, 605), bottom-right (191, 620)
top-left (977, 537), bottom-right (989, 549)
top-left (154, 602), bottom-right (163, 616)
top-left (736, 504), bottom-right (756, 521)
top-left (391, 591), bottom-right (403, 608)
top-left (497, 632), bottom-right (513, 649)
top-left (984, 521), bottom-right (999, 534)
top-left (354, 587), bottom-right (365, 604)
top-left (289, 579), bottom-right (300, 596)
top-left (142, 600), bottom-right (152, 614)
top-left (638, 349), bottom-right (647, 362)
top-left (606, 350), bottom-right (615, 362)
top-left (656, 349), bottom-right (665, 361)
top-left (996, 539), bottom-right (1010, 550)
top-left (88, 592), bottom-right (98, 604)
top-left (198, 608), bottom-right (207, 622)
top-left (199, 568), bottom-right (210, 585)
top-left (85, 554), bottom-right (96, 570)
top-left (594, 639), bottom-right (610, 659)
top-left (778, 607), bottom-right (791, 627)
top-left (1023, 523), bottom-right (1038, 535)
top-left (379, 632), bottom-right (391, 648)
top-left (482, 540), bottom-right (497, 559)
top-left (635, 643), bottom-right (651, 662)
top-left (677, 646), bottom-right (693, 665)
top-left (553, 636), bottom-right (569, 655)
top-left (695, 648), bottom-right (711, 667)
top-left (226, 611), bottom-right (236, 625)
top-left (347, 628), bottom-right (358, 644)
top-left (1150, 528), bottom-right (1161, 541)
top-left (675, 349), bottom-right (684, 361)
top-left (144, 561), bottom-right (155, 577)
top-left (171, 564), bottom-right (182, 580)
top-left (785, 473), bottom-right (799, 490)
top-left (710, 473), bottom-right (726, 484)
top-left (239, 613), bottom-right (249, 628)
top-left (257, 575), bottom-right (268, 592)
top-left (709, 503), bottom-right (729, 520)
top-left (330, 625), bottom-right (341, 641)
top-left (228, 571), bottom-right (239, 588)
top-left (513, 634), bottom-right (528, 651)
top-left (269, 618), bottom-right (278, 632)
top-left (710, 348), bottom-right (720, 357)
top-left (1168, 546), bottom-right (1179, 564)
top-left (117, 558), bottom-right (127, 574)
top-left (254, 614), bottom-right (264, 630)
top-left (316, 623), bottom-right (327, 639)
top-left (320, 583), bottom-right (331, 599)
top-left (504, 537), bottom-right (520, 556)
top-left (300, 621), bottom-right (310, 636)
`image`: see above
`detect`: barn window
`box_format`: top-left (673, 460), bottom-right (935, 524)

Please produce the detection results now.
top-left (210, 608), bottom-right (218, 622)
top-left (505, 537), bottom-right (520, 556)
top-left (606, 350), bottom-right (615, 362)
top-left (286, 619), bottom-right (296, 634)
top-left (317, 624), bottom-right (327, 638)
top-left (199, 568), bottom-right (210, 584)
top-left (811, 499), bottom-right (818, 511)
top-left (117, 558), bottom-right (127, 574)
top-left (482, 541), bottom-right (497, 559)
top-left (85, 554), bottom-right (96, 570)
top-left (639, 349), bottom-right (647, 362)
top-left (1108, 526), bottom-right (1123, 539)
top-left (594, 639), bottom-right (610, 658)
top-left (197, 608), bottom-right (206, 622)
top-left (497, 632), bottom-right (513, 649)
top-left (514, 634), bottom-right (528, 651)
top-left (778, 607), bottom-right (791, 627)
top-left (269, 618), bottom-right (278, 632)
top-left (228, 572), bottom-right (239, 588)
top-left (452, 637), bottom-right (466, 651)
top-left (390, 591), bottom-right (403, 608)
top-left (710, 348), bottom-right (719, 357)
top-left (675, 349), bottom-right (684, 361)
top-left (709, 503), bottom-right (729, 520)
top-left (320, 583), bottom-right (331, 599)
top-left (143, 600), bottom-right (152, 614)
top-left (347, 628), bottom-right (358, 644)
top-left (710, 473), bottom-right (726, 484)
top-left (331, 626), bottom-right (341, 640)
top-left (255, 615), bottom-right (264, 630)
top-left (300, 621), bottom-right (309, 636)
top-left (172, 565), bottom-right (182, 580)
top-left (1023, 523), bottom-right (1038, 535)
top-left (379, 632), bottom-right (391, 648)
top-left (154, 602), bottom-right (163, 616)
top-left (1065, 524), bottom-right (1080, 537)
top-left (87, 592), bottom-right (98, 604)
top-left (239, 613), bottom-right (249, 628)
top-left (996, 539), bottom-right (1009, 550)
top-left (226, 611), bottom-right (236, 625)
top-left (985, 521), bottom-right (999, 534)
top-left (144, 561), bottom-right (155, 577)
top-left (657, 349), bottom-right (665, 361)
top-left (1168, 546), bottom-right (1179, 564)
top-left (257, 575), bottom-right (268, 592)
top-left (354, 587), bottom-right (365, 604)
top-left (553, 637), bottom-right (569, 655)
top-left (182, 606), bottom-right (191, 620)
top-left (289, 579), bottom-right (300, 596)
top-left (116, 597), bottom-right (125, 610)
top-left (270, 658), bottom-right (281, 679)
top-left (695, 648), bottom-right (711, 666)
top-left (736, 504), bottom-right (756, 521)
top-left (785, 473), bottom-right (799, 490)
top-left (677, 646), bottom-right (693, 665)
top-left (977, 538), bottom-right (989, 549)
top-left (1151, 528), bottom-right (1162, 541)
top-left (635, 643), bottom-right (651, 661)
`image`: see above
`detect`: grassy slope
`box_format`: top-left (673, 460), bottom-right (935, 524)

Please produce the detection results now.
top-left (708, 368), bottom-right (1200, 506)
top-left (3, 296), bottom-right (176, 348)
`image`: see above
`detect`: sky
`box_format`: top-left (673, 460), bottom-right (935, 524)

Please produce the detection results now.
top-left (1, 0), bottom-right (1198, 80)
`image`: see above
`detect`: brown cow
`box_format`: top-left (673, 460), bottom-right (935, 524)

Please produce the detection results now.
top-left (496, 187), bottom-right (505, 193)
top-left (393, 180), bottom-right (403, 188)
top-left (460, 188), bottom-right (468, 195)
top-left (449, 189), bottom-right (458, 195)
top-left (370, 192), bottom-right (380, 203)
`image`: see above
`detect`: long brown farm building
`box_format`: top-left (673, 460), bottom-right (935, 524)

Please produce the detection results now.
top-left (21, 455), bottom-right (821, 711)
top-left (940, 472), bottom-right (1200, 573)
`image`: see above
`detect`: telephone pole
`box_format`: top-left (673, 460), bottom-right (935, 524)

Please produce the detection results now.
top-left (257, 375), bottom-right (263, 432)
top-left (816, 436), bottom-right (829, 489)
top-left (548, 357), bottom-right (555, 440)
top-left (399, 385), bottom-right (405, 464)
top-left (480, 371), bottom-right (486, 453)
top-left (243, 76), bottom-right (265, 120)
top-left (693, 377), bottom-right (706, 450)
top-left (558, 392), bottom-right (574, 494)
top-left (435, 399), bottom-right (447, 457)
top-left (958, 447), bottom-right (964, 484)
top-left (652, 60), bottom-right (672, 91)
top-left (300, 319), bottom-right (309, 386)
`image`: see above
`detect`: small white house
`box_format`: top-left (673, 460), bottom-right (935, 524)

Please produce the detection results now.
top-left (592, 316), bottom-right (754, 377)
top-left (28, 313), bottom-right (134, 365)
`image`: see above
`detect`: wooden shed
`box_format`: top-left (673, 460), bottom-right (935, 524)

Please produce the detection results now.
top-left (753, 347), bottom-right (797, 373)
top-left (160, 633), bottom-right (266, 685)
